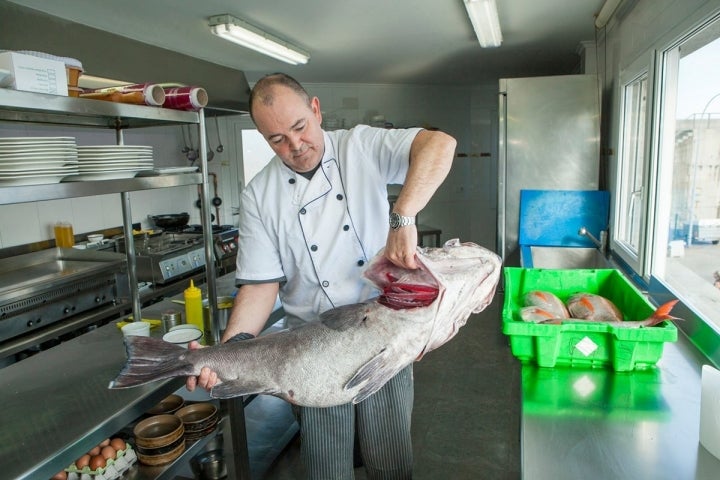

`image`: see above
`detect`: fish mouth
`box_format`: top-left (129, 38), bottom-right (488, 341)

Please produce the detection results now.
top-left (364, 252), bottom-right (440, 310)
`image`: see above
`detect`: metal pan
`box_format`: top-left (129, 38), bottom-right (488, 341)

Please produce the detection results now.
top-left (150, 213), bottom-right (190, 229)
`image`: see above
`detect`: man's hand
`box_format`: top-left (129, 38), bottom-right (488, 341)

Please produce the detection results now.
top-left (184, 341), bottom-right (219, 392)
top-left (385, 227), bottom-right (419, 269)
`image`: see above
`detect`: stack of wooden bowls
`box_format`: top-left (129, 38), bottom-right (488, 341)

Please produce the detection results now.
top-left (175, 403), bottom-right (219, 442)
top-left (133, 414), bottom-right (185, 466)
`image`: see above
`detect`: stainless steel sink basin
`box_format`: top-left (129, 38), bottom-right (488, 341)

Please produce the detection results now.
top-left (524, 246), bottom-right (612, 269)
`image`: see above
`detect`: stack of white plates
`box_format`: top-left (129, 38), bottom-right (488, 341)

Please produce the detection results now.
top-left (0, 136), bottom-right (79, 186)
top-left (72, 145), bottom-right (154, 181)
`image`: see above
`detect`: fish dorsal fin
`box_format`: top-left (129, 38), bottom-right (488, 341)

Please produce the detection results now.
top-left (320, 300), bottom-right (376, 331)
top-left (344, 348), bottom-right (398, 404)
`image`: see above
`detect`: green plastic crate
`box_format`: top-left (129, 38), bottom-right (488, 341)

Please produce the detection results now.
top-left (502, 268), bottom-right (678, 371)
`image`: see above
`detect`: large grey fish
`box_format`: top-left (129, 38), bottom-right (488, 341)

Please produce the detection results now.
top-left (109, 239), bottom-right (501, 407)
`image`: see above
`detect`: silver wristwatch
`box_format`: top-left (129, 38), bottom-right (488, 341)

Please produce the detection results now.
top-left (389, 212), bottom-right (415, 230)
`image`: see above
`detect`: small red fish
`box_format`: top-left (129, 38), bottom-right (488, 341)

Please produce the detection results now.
top-left (566, 293), bottom-right (623, 321)
top-left (544, 299), bottom-right (681, 328)
top-left (520, 306), bottom-right (563, 322)
top-left (523, 290), bottom-right (569, 318)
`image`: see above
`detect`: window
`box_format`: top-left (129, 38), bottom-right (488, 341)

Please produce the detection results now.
top-left (653, 20), bottom-right (720, 328)
top-left (614, 56), bottom-right (654, 276)
top-left (616, 72), bottom-right (649, 265)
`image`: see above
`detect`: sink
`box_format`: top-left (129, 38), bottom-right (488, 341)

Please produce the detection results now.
top-left (524, 246), bottom-right (613, 269)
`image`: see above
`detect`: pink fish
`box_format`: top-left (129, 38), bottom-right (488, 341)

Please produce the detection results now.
top-left (523, 290), bottom-right (569, 318)
top-left (545, 298), bottom-right (681, 328)
top-left (566, 293), bottom-right (623, 321)
top-left (520, 306), bottom-right (564, 322)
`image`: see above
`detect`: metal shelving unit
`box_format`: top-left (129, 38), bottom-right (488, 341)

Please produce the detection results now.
top-left (0, 89), bottom-right (245, 479)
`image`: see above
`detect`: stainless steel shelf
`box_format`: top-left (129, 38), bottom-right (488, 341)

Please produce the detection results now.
top-left (0, 89), bottom-right (199, 128)
top-left (0, 173), bottom-right (203, 205)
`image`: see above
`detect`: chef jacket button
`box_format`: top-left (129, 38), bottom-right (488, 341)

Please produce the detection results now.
top-left (336, 194), bottom-right (344, 200)
top-left (300, 208), bottom-right (307, 215)
top-left (311, 245), bottom-right (318, 252)
top-left (343, 225), bottom-right (350, 231)
top-left (289, 178), bottom-right (296, 184)
top-left (357, 260), bottom-right (365, 266)
top-left (322, 280), bottom-right (330, 287)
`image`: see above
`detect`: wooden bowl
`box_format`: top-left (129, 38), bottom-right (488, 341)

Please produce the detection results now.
top-left (133, 414), bottom-right (184, 449)
top-left (135, 437), bottom-right (185, 466)
top-left (175, 403), bottom-right (218, 433)
top-left (146, 394), bottom-right (185, 415)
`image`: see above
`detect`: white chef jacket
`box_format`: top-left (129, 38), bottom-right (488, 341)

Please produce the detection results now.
top-left (235, 125), bottom-right (422, 325)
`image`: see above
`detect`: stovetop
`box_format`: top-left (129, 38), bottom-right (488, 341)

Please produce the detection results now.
top-left (163, 224), bottom-right (236, 235)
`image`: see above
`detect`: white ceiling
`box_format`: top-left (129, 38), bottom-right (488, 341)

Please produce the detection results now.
top-left (7, 0), bottom-right (607, 85)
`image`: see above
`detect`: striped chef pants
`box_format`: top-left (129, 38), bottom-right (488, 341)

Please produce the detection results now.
top-left (297, 365), bottom-right (414, 479)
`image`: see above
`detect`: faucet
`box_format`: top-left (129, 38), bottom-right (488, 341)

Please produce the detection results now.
top-left (578, 226), bottom-right (607, 254)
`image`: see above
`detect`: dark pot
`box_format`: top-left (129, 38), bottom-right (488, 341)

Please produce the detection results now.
top-left (150, 213), bottom-right (190, 228)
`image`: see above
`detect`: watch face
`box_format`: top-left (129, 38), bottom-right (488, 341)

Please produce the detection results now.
top-left (389, 212), bottom-right (401, 229)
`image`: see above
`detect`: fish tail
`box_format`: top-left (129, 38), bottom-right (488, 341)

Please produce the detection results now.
top-left (108, 336), bottom-right (195, 389)
top-left (644, 299), bottom-right (682, 327)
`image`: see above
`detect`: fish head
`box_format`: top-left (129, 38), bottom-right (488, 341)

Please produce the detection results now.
top-left (365, 238), bottom-right (502, 357)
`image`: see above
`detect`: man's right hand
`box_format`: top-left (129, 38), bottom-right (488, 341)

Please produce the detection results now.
top-left (185, 341), bottom-right (219, 392)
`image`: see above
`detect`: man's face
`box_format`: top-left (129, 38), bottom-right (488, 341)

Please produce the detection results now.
top-left (253, 86), bottom-right (324, 173)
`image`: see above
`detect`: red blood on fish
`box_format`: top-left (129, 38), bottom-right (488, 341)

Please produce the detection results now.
top-left (379, 282), bottom-right (439, 310)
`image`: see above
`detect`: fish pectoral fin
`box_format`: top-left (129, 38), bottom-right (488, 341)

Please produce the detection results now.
top-left (210, 380), bottom-right (280, 400)
top-left (344, 348), bottom-right (397, 404)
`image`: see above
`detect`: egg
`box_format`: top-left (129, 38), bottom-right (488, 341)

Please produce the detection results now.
top-left (87, 446), bottom-right (101, 456)
top-left (110, 438), bottom-right (126, 452)
top-left (74, 454), bottom-right (91, 469)
top-left (88, 454), bottom-right (106, 471)
top-left (101, 445), bottom-right (116, 460)
top-left (98, 438), bottom-right (110, 447)
top-left (51, 470), bottom-right (67, 480)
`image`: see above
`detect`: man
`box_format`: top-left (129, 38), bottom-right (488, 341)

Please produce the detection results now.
top-left (187, 73), bottom-right (455, 478)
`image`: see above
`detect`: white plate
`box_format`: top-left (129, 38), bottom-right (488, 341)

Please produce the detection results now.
top-left (0, 153), bottom-right (78, 162)
top-left (78, 160), bottom-right (153, 167)
top-left (77, 145), bottom-right (153, 151)
top-left (0, 174), bottom-right (67, 186)
top-left (62, 171), bottom-right (140, 181)
top-left (135, 166), bottom-right (199, 176)
top-left (78, 156), bottom-right (153, 163)
top-left (0, 164), bottom-right (78, 173)
top-left (0, 137), bottom-right (76, 144)
top-left (0, 145), bottom-right (78, 153)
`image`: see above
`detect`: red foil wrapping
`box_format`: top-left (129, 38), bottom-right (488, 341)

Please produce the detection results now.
top-left (163, 86), bottom-right (209, 111)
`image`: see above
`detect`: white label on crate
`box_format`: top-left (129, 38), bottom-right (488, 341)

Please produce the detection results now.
top-left (575, 336), bottom-right (598, 356)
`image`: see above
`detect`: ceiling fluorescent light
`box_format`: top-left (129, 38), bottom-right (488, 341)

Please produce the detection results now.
top-left (464, 0), bottom-right (503, 48)
top-left (595, 0), bottom-right (623, 29)
top-left (209, 14), bottom-right (310, 65)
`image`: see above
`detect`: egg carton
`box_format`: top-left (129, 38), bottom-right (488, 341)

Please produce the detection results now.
top-left (65, 445), bottom-right (137, 480)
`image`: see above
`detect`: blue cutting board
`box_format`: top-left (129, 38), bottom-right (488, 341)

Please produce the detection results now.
top-left (518, 189), bottom-right (610, 248)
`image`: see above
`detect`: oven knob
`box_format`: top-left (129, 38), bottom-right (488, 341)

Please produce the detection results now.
top-left (230, 243), bottom-right (236, 250)
top-left (95, 296), bottom-right (102, 303)
top-left (64, 307), bottom-right (71, 314)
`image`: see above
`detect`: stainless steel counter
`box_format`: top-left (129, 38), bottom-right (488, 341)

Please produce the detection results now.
top-left (522, 331), bottom-right (720, 479)
top-left (0, 319), bottom-right (183, 479)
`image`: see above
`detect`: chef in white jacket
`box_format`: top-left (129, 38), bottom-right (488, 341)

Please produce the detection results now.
top-left (188, 73), bottom-right (455, 479)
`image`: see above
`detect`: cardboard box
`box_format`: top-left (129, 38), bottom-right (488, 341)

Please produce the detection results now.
top-left (0, 52), bottom-right (68, 96)
top-left (502, 267), bottom-right (678, 371)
